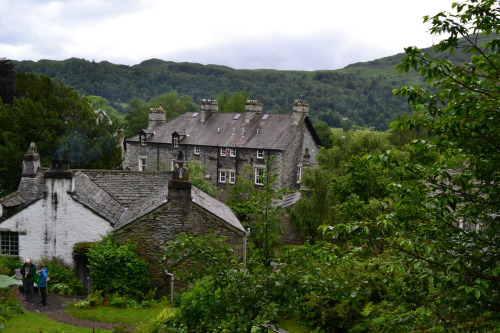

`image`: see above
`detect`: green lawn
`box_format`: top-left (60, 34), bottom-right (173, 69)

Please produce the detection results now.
top-left (2, 312), bottom-right (111, 332)
top-left (276, 318), bottom-right (313, 333)
top-left (67, 304), bottom-right (164, 325)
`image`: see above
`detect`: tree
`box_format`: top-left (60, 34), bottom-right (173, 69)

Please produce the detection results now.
top-left (217, 90), bottom-right (249, 113)
top-left (0, 72), bottom-right (122, 194)
top-left (0, 58), bottom-right (15, 105)
top-left (384, 0), bottom-right (500, 322)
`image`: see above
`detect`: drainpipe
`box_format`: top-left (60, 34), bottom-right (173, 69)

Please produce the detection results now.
top-left (164, 270), bottom-right (174, 302)
top-left (243, 228), bottom-right (250, 265)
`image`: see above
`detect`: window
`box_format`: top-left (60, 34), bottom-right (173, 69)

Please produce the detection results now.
top-left (229, 172), bottom-right (236, 184)
top-left (139, 133), bottom-right (146, 146)
top-left (255, 168), bottom-right (264, 185)
top-left (1, 231), bottom-right (19, 256)
top-left (194, 146), bottom-right (200, 155)
top-left (219, 171), bottom-right (226, 183)
top-left (220, 147), bottom-right (227, 156)
top-left (229, 148), bottom-right (236, 157)
top-left (297, 165), bottom-right (302, 184)
top-left (139, 158), bottom-right (147, 171)
top-left (257, 149), bottom-right (264, 159)
top-left (173, 136), bottom-right (179, 148)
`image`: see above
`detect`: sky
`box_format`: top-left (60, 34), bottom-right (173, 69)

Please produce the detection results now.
top-left (1, 0), bottom-right (454, 71)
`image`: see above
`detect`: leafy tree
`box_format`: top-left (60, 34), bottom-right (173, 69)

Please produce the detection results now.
top-left (0, 58), bottom-right (15, 105)
top-left (386, 0), bottom-right (500, 317)
top-left (312, 121), bottom-right (334, 148)
top-left (87, 237), bottom-right (150, 298)
top-left (216, 90), bottom-right (249, 113)
top-left (0, 72), bottom-right (122, 194)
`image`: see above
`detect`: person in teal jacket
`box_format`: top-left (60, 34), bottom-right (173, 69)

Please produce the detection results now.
top-left (20, 258), bottom-right (36, 303)
top-left (37, 262), bottom-right (48, 306)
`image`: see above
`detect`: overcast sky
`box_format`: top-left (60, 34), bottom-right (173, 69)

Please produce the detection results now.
top-left (1, 0), bottom-right (454, 70)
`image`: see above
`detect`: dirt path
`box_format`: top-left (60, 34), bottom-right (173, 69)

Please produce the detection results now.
top-left (17, 292), bottom-right (131, 331)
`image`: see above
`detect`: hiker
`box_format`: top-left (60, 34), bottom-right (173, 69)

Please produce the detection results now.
top-left (20, 258), bottom-right (37, 303)
top-left (38, 262), bottom-right (49, 306)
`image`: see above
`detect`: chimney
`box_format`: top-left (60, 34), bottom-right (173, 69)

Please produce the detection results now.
top-left (292, 96), bottom-right (309, 125)
top-left (22, 142), bottom-right (40, 177)
top-left (168, 151), bottom-right (192, 214)
top-left (244, 97), bottom-right (262, 124)
top-left (200, 99), bottom-right (218, 122)
top-left (148, 105), bottom-right (165, 130)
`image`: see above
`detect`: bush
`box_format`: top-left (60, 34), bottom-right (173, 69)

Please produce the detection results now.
top-left (43, 257), bottom-right (84, 295)
top-left (88, 289), bottom-right (103, 307)
top-left (0, 286), bottom-right (24, 324)
top-left (87, 237), bottom-right (150, 299)
top-left (0, 256), bottom-right (21, 276)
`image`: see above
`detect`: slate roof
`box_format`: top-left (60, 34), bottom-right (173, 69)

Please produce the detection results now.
top-left (1, 169), bottom-right (245, 234)
top-left (127, 112), bottom-right (321, 150)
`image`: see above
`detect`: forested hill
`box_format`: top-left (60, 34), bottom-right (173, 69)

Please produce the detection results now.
top-left (12, 35), bottom-right (491, 130)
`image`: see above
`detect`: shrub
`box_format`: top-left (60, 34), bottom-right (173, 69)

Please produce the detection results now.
top-left (43, 257), bottom-right (84, 295)
top-left (0, 286), bottom-right (24, 324)
top-left (87, 236), bottom-right (150, 299)
top-left (109, 292), bottom-right (128, 308)
top-left (88, 289), bottom-right (103, 307)
top-left (0, 256), bottom-right (21, 276)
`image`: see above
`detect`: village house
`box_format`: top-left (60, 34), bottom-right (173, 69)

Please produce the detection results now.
top-left (0, 144), bottom-right (247, 290)
top-left (123, 98), bottom-right (321, 191)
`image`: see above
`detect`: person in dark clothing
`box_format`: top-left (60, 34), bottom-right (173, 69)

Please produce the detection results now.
top-left (20, 258), bottom-right (37, 303)
top-left (37, 262), bottom-right (48, 306)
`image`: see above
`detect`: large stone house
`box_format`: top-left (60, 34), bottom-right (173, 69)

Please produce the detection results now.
top-left (123, 98), bottom-right (321, 191)
top-left (0, 144), bottom-right (246, 290)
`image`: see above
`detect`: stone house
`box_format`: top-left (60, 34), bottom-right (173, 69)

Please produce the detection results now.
top-left (0, 144), bottom-right (246, 290)
top-left (123, 98), bottom-right (321, 192)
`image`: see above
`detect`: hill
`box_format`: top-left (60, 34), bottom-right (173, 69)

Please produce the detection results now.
top-left (11, 35), bottom-right (492, 130)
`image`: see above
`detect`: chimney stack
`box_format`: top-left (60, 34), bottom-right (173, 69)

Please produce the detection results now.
top-left (292, 96), bottom-right (309, 125)
top-left (148, 105), bottom-right (165, 130)
top-left (168, 151), bottom-right (192, 213)
top-left (200, 99), bottom-right (218, 122)
top-left (22, 142), bottom-right (40, 177)
top-left (244, 97), bottom-right (262, 124)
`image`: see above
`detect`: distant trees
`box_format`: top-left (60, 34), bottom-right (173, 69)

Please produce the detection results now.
top-left (123, 92), bottom-right (197, 138)
top-left (216, 90), bottom-right (249, 113)
top-left (0, 58), bottom-right (15, 105)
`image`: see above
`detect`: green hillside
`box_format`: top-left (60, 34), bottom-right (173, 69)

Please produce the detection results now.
top-left (11, 35), bottom-right (493, 130)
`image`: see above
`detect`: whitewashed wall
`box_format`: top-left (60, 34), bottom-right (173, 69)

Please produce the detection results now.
top-left (0, 177), bottom-right (113, 265)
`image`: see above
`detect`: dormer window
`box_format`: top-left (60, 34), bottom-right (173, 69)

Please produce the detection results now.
top-left (257, 149), bottom-right (264, 159)
top-left (220, 148), bottom-right (227, 156)
top-left (172, 135), bottom-right (179, 148)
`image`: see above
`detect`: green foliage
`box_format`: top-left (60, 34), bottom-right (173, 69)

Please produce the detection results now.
top-left (42, 257), bottom-right (84, 295)
top-left (187, 160), bottom-right (217, 197)
top-left (86, 237), bottom-right (150, 299)
top-left (124, 92), bottom-right (197, 138)
top-left (88, 289), bottom-right (104, 307)
top-left (0, 286), bottom-right (23, 324)
top-left (0, 256), bottom-right (20, 276)
top-left (0, 72), bottom-right (122, 194)
top-left (217, 90), bottom-right (249, 113)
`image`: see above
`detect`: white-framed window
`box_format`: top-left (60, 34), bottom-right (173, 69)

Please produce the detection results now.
top-left (229, 148), bottom-right (236, 157)
top-left (220, 147), bottom-right (227, 156)
top-left (139, 133), bottom-right (146, 146)
top-left (297, 165), bottom-right (303, 184)
top-left (219, 171), bottom-right (227, 183)
top-left (254, 168), bottom-right (265, 185)
top-left (257, 149), bottom-right (264, 159)
top-left (173, 136), bottom-right (179, 148)
top-left (0, 231), bottom-right (19, 256)
top-left (139, 158), bottom-right (147, 171)
top-left (229, 171), bottom-right (236, 184)
top-left (194, 146), bottom-right (200, 155)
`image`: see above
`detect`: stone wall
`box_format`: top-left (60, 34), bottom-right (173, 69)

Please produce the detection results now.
top-left (114, 201), bottom-right (244, 292)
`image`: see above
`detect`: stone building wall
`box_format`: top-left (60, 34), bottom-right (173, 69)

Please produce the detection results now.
top-left (114, 202), bottom-right (244, 291)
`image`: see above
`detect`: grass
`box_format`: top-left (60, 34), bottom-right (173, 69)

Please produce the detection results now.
top-left (67, 304), bottom-right (164, 325)
top-left (2, 312), bottom-right (111, 332)
top-left (276, 318), bottom-right (313, 333)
